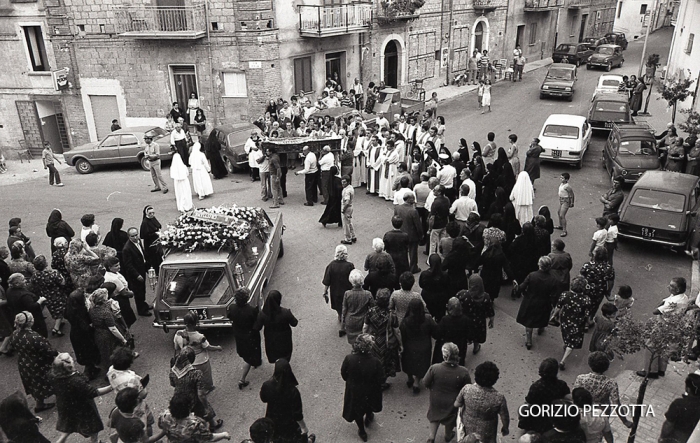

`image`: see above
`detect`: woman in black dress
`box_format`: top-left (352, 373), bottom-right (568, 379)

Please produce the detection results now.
top-left (260, 359), bottom-right (315, 443)
top-left (537, 206), bottom-right (555, 234)
top-left (139, 205), bottom-right (163, 274)
top-left (516, 257), bottom-right (560, 350)
top-left (228, 288), bottom-right (262, 390)
top-left (520, 358), bottom-right (570, 434)
top-left (533, 215), bottom-right (552, 259)
top-left (51, 353), bottom-right (113, 443)
top-left (319, 166), bottom-right (343, 228)
top-left (442, 238), bottom-right (471, 300)
top-left (204, 129), bottom-right (228, 180)
top-left (363, 253), bottom-right (395, 298)
top-left (102, 218), bottom-right (129, 262)
top-left (45, 209), bottom-right (74, 254)
top-left (0, 391), bottom-right (50, 443)
top-left (487, 187), bottom-right (508, 220)
top-left (502, 202), bottom-right (522, 251)
top-left (63, 289), bottom-right (101, 379)
top-left (341, 334), bottom-right (384, 442)
top-left (254, 290), bottom-right (298, 364)
top-left (400, 299), bottom-right (438, 393)
top-left (508, 222), bottom-right (539, 285)
top-left (459, 275), bottom-right (495, 355)
top-left (6, 274), bottom-right (48, 338)
top-left (431, 297), bottom-right (470, 365)
top-left (322, 244), bottom-right (355, 326)
top-left (419, 254), bottom-right (450, 321)
top-left (479, 228), bottom-right (516, 301)
top-left (495, 148), bottom-right (516, 195)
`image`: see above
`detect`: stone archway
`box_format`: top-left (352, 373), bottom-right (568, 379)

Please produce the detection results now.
top-left (380, 34), bottom-right (407, 87)
top-left (471, 17), bottom-right (490, 55)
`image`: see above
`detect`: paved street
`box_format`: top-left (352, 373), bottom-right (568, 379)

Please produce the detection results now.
top-left (0, 27), bottom-right (692, 443)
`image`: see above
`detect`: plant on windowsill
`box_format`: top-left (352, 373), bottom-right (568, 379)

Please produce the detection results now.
top-left (379, 0), bottom-right (425, 20)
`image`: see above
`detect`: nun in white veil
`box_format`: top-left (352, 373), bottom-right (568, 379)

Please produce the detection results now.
top-left (510, 171), bottom-right (534, 224)
top-left (188, 142), bottom-right (213, 200)
top-left (170, 151), bottom-right (193, 212)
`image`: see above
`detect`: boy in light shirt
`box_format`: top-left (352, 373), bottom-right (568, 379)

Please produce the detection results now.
top-left (589, 217), bottom-right (608, 257)
top-left (605, 214), bottom-right (619, 266)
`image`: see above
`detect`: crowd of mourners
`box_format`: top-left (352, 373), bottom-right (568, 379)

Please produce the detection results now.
top-left (3, 80), bottom-right (700, 443)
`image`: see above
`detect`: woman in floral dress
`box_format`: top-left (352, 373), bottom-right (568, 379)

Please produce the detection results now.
top-left (459, 275), bottom-right (495, 355)
top-left (51, 238), bottom-right (74, 294)
top-left (64, 239), bottom-right (101, 290)
top-left (158, 395), bottom-right (230, 443)
top-left (454, 361), bottom-right (509, 443)
top-left (579, 246), bottom-right (615, 327)
top-left (29, 255), bottom-right (66, 337)
top-left (557, 276), bottom-right (592, 371)
top-left (88, 289), bottom-right (127, 375)
top-left (9, 311), bottom-right (58, 412)
top-left (363, 288), bottom-right (401, 389)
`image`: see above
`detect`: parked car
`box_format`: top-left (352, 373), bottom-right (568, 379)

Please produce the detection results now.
top-left (588, 92), bottom-right (632, 131)
top-left (603, 123), bottom-right (660, 183)
top-left (605, 32), bottom-right (629, 50)
top-left (552, 43), bottom-right (593, 66)
top-left (540, 63), bottom-right (577, 101)
top-left (582, 36), bottom-right (609, 51)
top-left (209, 123), bottom-right (262, 173)
top-left (65, 126), bottom-right (171, 174)
top-left (152, 207), bottom-right (284, 331)
top-left (592, 74), bottom-right (626, 98)
top-left (587, 44), bottom-right (625, 71)
top-left (617, 171), bottom-right (700, 248)
top-left (537, 114), bottom-right (592, 169)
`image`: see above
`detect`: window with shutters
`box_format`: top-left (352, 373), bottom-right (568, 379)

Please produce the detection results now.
top-left (222, 72), bottom-right (248, 97)
top-left (529, 23), bottom-right (537, 45)
top-left (293, 57), bottom-right (313, 94)
top-left (686, 34), bottom-right (694, 55)
top-left (408, 31), bottom-right (437, 81)
top-left (451, 26), bottom-right (470, 73)
top-left (22, 26), bottom-right (49, 72)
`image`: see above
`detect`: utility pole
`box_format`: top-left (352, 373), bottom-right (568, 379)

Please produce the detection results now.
top-left (638, 0), bottom-right (658, 78)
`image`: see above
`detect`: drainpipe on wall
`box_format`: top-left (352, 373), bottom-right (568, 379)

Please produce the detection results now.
top-left (445, 0), bottom-right (454, 86)
top-left (204, 0), bottom-right (218, 125)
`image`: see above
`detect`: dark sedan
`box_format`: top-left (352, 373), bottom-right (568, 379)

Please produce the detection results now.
top-left (587, 44), bottom-right (625, 71)
top-left (552, 43), bottom-right (593, 66)
top-left (582, 36), bottom-right (608, 51)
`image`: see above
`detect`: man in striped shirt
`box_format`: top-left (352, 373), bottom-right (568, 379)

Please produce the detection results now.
top-left (479, 49), bottom-right (491, 82)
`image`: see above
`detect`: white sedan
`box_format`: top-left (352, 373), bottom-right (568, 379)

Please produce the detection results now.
top-left (538, 114), bottom-right (593, 169)
top-left (592, 74), bottom-right (625, 99)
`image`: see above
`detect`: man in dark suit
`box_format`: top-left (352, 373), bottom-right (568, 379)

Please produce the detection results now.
top-left (393, 192), bottom-right (423, 274)
top-left (122, 227), bottom-right (152, 316)
top-left (383, 216), bottom-right (410, 288)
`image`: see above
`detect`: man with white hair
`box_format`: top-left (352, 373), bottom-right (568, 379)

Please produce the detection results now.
top-left (364, 238), bottom-right (396, 275)
top-left (318, 145), bottom-right (336, 205)
top-left (294, 146), bottom-right (319, 206)
top-left (394, 191), bottom-right (424, 273)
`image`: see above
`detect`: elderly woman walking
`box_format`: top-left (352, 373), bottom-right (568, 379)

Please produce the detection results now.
top-left (516, 256), bottom-right (560, 350)
top-left (479, 228), bottom-right (516, 301)
top-left (51, 238), bottom-right (73, 291)
top-left (521, 358), bottom-right (570, 434)
top-left (454, 361), bottom-right (510, 443)
top-left (254, 290), bottom-right (299, 363)
top-left (342, 270), bottom-right (373, 345)
top-left (341, 333), bottom-right (385, 442)
top-left (0, 391), bottom-right (51, 443)
top-left (556, 276), bottom-right (592, 370)
top-left (170, 346), bottom-right (223, 431)
top-left (580, 247), bottom-right (615, 328)
top-left (64, 239), bottom-right (101, 290)
top-left (400, 298), bottom-right (437, 393)
top-left (228, 288), bottom-right (262, 390)
top-left (423, 343), bottom-right (471, 443)
top-left (8, 243), bottom-right (35, 280)
top-left (363, 288), bottom-right (401, 390)
top-left (6, 273), bottom-right (48, 338)
top-left (432, 297), bottom-right (470, 365)
top-left (323, 244), bottom-right (355, 332)
top-left (89, 288), bottom-right (128, 375)
top-left (9, 311), bottom-right (58, 412)
top-left (419, 254), bottom-right (450, 321)
top-left (459, 275), bottom-right (495, 355)
top-left (63, 289), bottom-right (101, 380)
top-left (30, 255), bottom-right (66, 337)
top-left (46, 209), bottom-right (74, 253)
top-left (51, 353), bottom-right (113, 443)
top-left (174, 313), bottom-right (224, 394)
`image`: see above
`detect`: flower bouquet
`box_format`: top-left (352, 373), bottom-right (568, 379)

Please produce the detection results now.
top-left (158, 205), bottom-right (270, 252)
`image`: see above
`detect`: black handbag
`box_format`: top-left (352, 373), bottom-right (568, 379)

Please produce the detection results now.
top-left (548, 307), bottom-right (561, 327)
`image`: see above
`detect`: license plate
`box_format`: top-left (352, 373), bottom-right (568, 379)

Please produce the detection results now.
top-left (552, 150), bottom-right (562, 158)
top-left (641, 227), bottom-right (655, 239)
top-left (189, 308), bottom-right (209, 320)
top-left (605, 121), bottom-right (613, 128)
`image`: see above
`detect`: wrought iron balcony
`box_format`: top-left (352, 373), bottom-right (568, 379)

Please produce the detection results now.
top-left (567, 0), bottom-right (591, 8)
top-left (473, 0), bottom-right (500, 10)
top-left (298, 4), bottom-right (372, 37)
top-left (114, 4), bottom-right (206, 39)
top-left (524, 0), bottom-right (563, 11)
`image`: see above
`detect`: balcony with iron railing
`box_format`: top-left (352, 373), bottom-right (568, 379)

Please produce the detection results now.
top-left (114, 4), bottom-right (206, 39)
top-left (524, 0), bottom-right (563, 10)
top-left (473, 0), bottom-right (501, 10)
top-left (298, 3), bottom-right (372, 37)
top-left (567, 0), bottom-right (592, 8)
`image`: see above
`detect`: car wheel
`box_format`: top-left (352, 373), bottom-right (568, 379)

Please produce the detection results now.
top-left (140, 156), bottom-right (150, 171)
top-left (619, 59), bottom-right (624, 67)
top-left (75, 158), bottom-right (94, 174)
top-left (224, 157), bottom-right (235, 174)
top-left (576, 59), bottom-right (581, 67)
top-left (278, 239), bottom-right (284, 258)
top-left (606, 62), bottom-right (612, 72)
top-left (567, 94), bottom-right (573, 102)
top-left (587, 64), bottom-right (592, 70)
top-left (576, 159), bottom-right (583, 169)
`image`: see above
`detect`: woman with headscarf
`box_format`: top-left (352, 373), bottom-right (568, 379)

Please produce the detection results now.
top-left (459, 275), bottom-right (495, 355)
top-left (140, 205), bottom-right (164, 275)
top-left (486, 187), bottom-right (508, 222)
top-left (103, 218), bottom-right (129, 262)
top-left (557, 276), bottom-right (592, 370)
top-left (432, 298), bottom-right (470, 365)
top-left (419, 254), bottom-right (450, 321)
top-left (189, 142), bottom-right (214, 200)
top-left (29, 255), bottom-right (66, 336)
top-left (456, 139), bottom-right (471, 164)
top-left (630, 77), bottom-right (646, 116)
top-left (204, 129), bottom-right (228, 180)
top-left (319, 166), bottom-right (343, 228)
top-left (0, 390), bottom-right (50, 443)
top-left (342, 270), bottom-right (373, 346)
top-left (260, 359), bottom-right (315, 442)
top-left (508, 222), bottom-right (539, 285)
top-left (8, 242), bottom-right (35, 280)
top-left (323, 244), bottom-right (355, 329)
top-left (363, 288), bottom-right (401, 389)
top-left (51, 353), bottom-right (112, 443)
top-left (479, 163), bottom-right (497, 215)
top-left (254, 290), bottom-right (298, 363)
top-left (9, 311), bottom-right (58, 412)
top-left (494, 148), bottom-right (516, 195)
top-left (442, 237), bottom-right (471, 299)
top-left (524, 138), bottom-right (543, 187)
top-left (170, 151), bottom-right (194, 212)
top-left (6, 274), bottom-right (48, 338)
top-left (169, 346), bottom-right (223, 431)
top-left (400, 298), bottom-right (437, 393)
top-left (423, 342), bottom-right (471, 443)
top-left (510, 171), bottom-right (534, 225)
top-left (341, 333), bottom-right (384, 442)
top-left (46, 209), bottom-right (74, 253)
top-left (537, 205), bottom-right (555, 234)
top-left (228, 288), bottom-right (262, 390)
top-left (479, 228), bottom-right (516, 301)
top-left (63, 289), bottom-right (100, 379)
top-left (516, 256), bottom-right (560, 349)
top-left (533, 215), bottom-right (552, 259)
top-left (63, 238), bottom-right (100, 290)
top-left (51, 237), bottom-right (73, 293)
top-left (88, 288), bottom-right (127, 375)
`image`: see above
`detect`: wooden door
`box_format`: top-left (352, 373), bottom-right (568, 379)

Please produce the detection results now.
top-left (171, 65), bottom-right (198, 111)
top-left (384, 40), bottom-right (398, 88)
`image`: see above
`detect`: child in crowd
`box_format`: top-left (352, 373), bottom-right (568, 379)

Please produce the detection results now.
top-left (589, 302), bottom-right (618, 359)
top-left (605, 214), bottom-right (619, 265)
top-left (477, 80), bottom-right (485, 109)
top-left (614, 285), bottom-right (635, 316)
top-left (590, 217), bottom-right (608, 257)
top-left (107, 387), bottom-right (151, 443)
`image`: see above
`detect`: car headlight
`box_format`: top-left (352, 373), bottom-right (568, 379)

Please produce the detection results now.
top-left (542, 86), bottom-right (549, 90)
top-left (564, 87), bottom-right (572, 91)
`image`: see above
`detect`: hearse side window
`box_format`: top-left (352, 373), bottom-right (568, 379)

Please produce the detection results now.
top-left (232, 228), bottom-right (267, 287)
top-left (161, 266), bottom-right (232, 307)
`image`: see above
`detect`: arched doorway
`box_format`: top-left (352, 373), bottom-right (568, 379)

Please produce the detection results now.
top-left (384, 40), bottom-right (398, 88)
top-left (474, 22), bottom-right (484, 52)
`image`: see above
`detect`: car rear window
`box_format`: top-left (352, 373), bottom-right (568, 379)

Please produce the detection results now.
top-left (228, 130), bottom-right (253, 149)
top-left (543, 125), bottom-right (579, 139)
top-left (556, 44), bottom-right (576, 53)
top-left (597, 47), bottom-right (614, 55)
top-left (602, 79), bottom-right (620, 87)
top-left (629, 189), bottom-right (685, 213)
top-left (160, 265), bottom-right (232, 307)
top-left (595, 101), bottom-right (628, 112)
top-left (618, 140), bottom-right (657, 155)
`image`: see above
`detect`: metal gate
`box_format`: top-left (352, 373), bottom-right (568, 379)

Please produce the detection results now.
top-left (171, 65), bottom-right (198, 110)
top-left (89, 95), bottom-right (119, 140)
top-left (15, 100), bottom-right (44, 156)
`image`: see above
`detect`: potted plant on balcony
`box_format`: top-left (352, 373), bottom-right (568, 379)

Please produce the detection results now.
top-left (380, 0), bottom-right (425, 19)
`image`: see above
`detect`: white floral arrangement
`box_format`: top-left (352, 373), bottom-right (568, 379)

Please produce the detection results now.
top-left (158, 205), bottom-right (269, 252)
